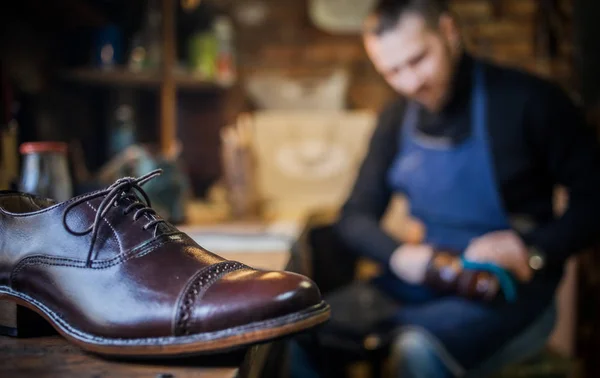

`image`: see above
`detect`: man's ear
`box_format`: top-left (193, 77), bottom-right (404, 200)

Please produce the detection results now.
top-left (438, 13), bottom-right (461, 48)
top-left (363, 14), bottom-right (381, 36)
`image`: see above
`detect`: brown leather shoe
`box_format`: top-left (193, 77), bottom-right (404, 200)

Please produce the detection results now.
top-left (0, 170), bottom-right (329, 357)
top-left (424, 250), bottom-right (500, 301)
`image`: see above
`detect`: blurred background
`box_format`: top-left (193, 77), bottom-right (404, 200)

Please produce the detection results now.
top-left (1, 0), bottom-right (599, 377)
top-left (2, 0), bottom-right (594, 197)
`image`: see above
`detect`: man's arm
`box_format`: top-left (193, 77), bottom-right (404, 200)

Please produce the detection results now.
top-left (521, 82), bottom-right (600, 268)
top-left (334, 100), bottom-right (405, 265)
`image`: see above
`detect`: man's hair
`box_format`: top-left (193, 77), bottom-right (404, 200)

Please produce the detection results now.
top-left (366, 0), bottom-right (450, 35)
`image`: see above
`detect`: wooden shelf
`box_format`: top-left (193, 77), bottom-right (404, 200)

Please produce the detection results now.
top-left (62, 67), bottom-right (228, 90)
top-left (60, 0), bottom-right (234, 157)
top-left (63, 68), bottom-right (161, 87)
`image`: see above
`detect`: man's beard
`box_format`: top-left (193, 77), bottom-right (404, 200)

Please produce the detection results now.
top-left (429, 44), bottom-right (462, 112)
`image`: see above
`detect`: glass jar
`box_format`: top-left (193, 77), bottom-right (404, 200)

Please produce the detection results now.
top-left (19, 142), bottom-right (73, 202)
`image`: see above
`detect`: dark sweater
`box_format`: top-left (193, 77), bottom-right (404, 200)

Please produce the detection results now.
top-left (336, 53), bottom-right (600, 280)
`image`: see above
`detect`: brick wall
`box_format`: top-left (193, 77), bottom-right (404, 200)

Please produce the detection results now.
top-left (230, 0), bottom-right (575, 112)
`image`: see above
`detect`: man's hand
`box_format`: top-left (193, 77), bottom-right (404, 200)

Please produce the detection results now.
top-left (464, 230), bottom-right (533, 282)
top-left (389, 244), bottom-right (434, 284)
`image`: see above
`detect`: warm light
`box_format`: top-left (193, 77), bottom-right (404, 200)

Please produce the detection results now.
top-left (181, 0), bottom-right (201, 11)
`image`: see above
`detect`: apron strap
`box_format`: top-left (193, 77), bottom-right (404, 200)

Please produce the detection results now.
top-left (472, 62), bottom-right (487, 141)
top-left (399, 101), bottom-right (420, 147)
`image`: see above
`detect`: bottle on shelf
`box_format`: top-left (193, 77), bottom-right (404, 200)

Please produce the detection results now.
top-left (186, 14), bottom-right (237, 85)
top-left (213, 15), bottom-right (237, 86)
top-left (128, 0), bottom-right (162, 72)
top-left (187, 29), bottom-right (217, 81)
top-left (18, 142), bottom-right (73, 202)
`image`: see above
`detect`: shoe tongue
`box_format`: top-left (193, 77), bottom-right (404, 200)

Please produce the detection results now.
top-left (118, 193), bottom-right (177, 235)
top-left (156, 222), bottom-right (177, 234)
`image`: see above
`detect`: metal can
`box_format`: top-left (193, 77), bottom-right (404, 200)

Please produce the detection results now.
top-left (18, 142), bottom-right (73, 202)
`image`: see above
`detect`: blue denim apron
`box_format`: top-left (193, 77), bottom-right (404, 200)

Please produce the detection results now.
top-left (376, 63), bottom-right (552, 370)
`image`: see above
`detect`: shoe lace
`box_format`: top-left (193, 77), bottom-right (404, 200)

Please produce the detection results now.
top-left (62, 169), bottom-right (166, 267)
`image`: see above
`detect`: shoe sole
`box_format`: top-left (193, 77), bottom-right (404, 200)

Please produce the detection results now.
top-left (0, 287), bottom-right (330, 358)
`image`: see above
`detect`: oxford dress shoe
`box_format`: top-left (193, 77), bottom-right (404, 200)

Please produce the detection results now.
top-left (0, 170), bottom-right (330, 357)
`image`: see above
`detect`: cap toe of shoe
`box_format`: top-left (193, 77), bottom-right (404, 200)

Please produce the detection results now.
top-left (180, 267), bottom-right (322, 335)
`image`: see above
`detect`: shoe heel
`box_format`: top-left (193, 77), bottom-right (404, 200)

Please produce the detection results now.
top-left (0, 298), bottom-right (55, 337)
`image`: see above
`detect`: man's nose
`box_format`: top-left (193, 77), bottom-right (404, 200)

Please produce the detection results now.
top-left (398, 71), bottom-right (423, 95)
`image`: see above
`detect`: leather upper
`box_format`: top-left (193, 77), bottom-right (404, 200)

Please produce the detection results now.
top-left (0, 173), bottom-right (322, 339)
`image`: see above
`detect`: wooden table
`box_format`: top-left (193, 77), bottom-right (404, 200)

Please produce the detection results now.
top-left (2, 249), bottom-right (291, 378)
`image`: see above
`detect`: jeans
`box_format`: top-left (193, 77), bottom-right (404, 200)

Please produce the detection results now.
top-left (289, 303), bottom-right (556, 378)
